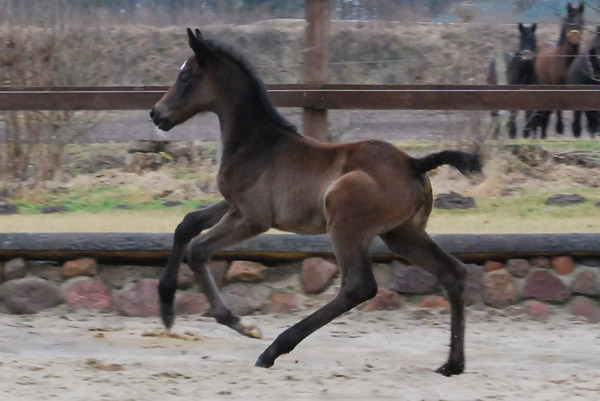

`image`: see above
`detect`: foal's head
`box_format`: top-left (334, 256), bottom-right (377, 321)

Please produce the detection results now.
top-left (562, 2), bottom-right (585, 46)
top-left (151, 29), bottom-right (220, 131)
top-left (517, 23), bottom-right (537, 60)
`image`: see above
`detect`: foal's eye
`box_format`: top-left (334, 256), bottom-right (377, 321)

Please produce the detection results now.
top-left (179, 72), bottom-right (191, 84)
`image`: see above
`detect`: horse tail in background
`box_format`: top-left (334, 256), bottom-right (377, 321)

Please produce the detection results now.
top-left (412, 150), bottom-right (482, 177)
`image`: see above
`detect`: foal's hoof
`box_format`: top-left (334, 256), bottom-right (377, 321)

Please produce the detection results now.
top-left (435, 362), bottom-right (464, 377)
top-left (254, 355), bottom-right (274, 369)
top-left (235, 322), bottom-right (262, 339)
top-left (160, 310), bottom-right (175, 329)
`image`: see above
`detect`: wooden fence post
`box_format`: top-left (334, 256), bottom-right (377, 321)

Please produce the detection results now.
top-left (304, 0), bottom-right (330, 141)
top-left (493, 50), bottom-right (510, 142)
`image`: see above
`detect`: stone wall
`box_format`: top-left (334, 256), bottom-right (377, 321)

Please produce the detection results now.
top-left (0, 255), bottom-right (599, 323)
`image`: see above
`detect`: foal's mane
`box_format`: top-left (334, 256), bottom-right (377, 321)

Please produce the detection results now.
top-left (205, 39), bottom-right (298, 134)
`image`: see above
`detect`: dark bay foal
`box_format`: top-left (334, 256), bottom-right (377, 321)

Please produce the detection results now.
top-left (150, 29), bottom-right (482, 376)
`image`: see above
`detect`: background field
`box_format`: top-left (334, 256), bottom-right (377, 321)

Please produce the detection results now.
top-left (1, 138), bottom-right (598, 233)
top-left (1, 3), bottom-right (599, 234)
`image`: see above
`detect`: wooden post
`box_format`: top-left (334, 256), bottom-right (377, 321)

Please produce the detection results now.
top-left (304, 0), bottom-right (330, 141)
top-left (493, 50), bottom-right (509, 142)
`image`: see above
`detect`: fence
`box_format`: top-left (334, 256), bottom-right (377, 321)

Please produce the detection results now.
top-left (2, 84), bottom-right (600, 111)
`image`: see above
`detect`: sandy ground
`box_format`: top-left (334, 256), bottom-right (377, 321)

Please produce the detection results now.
top-left (0, 306), bottom-right (598, 401)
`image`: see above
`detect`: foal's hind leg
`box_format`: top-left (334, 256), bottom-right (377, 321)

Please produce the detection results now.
top-left (381, 228), bottom-right (466, 376)
top-left (255, 233), bottom-right (377, 368)
top-left (159, 200), bottom-right (229, 329)
top-left (256, 171), bottom-right (381, 368)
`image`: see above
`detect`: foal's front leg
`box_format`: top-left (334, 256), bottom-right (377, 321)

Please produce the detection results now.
top-left (186, 208), bottom-right (266, 338)
top-left (159, 200), bottom-right (230, 329)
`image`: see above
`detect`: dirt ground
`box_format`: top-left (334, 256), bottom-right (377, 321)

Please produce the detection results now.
top-left (0, 307), bottom-right (598, 401)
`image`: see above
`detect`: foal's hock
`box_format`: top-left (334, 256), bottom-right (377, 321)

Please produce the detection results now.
top-left (150, 28), bottom-right (482, 376)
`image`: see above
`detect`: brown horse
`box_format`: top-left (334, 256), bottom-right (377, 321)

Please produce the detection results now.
top-left (150, 29), bottom-right (482, 376)
top-left (535, 1), bottom-right (585, 138)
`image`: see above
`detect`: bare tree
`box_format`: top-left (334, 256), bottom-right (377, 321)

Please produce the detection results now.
top-left (0, 6), bottom-right (103, 193)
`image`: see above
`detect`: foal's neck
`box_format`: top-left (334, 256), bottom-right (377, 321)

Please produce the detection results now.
top-left (214, 66), bottom-right (296, 157)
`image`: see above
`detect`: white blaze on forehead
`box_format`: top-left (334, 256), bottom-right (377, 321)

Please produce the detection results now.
top-left (180, 60), bottom-right (188, 70)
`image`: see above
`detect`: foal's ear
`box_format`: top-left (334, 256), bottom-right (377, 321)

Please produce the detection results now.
top-left (531, 23), bottom-right (537, 32)
top-left (186, 28), bottom-right (213, 61)
top-left (518, 23), bottom-right (524, 33)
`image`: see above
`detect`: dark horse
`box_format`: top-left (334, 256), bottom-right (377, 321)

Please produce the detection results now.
top-left (150, 29), bottom-right (482, 376)
top-left (535, 1), bottom-right (584, 138)
top-left (487, 23), bottom-right (538, 138)
top-left (566, 26), bottom-right (600, 138)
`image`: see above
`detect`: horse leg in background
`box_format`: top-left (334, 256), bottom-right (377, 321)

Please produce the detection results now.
top-left (490, 110), bottom-right (500, 139)
top-left (158, 200), bottom-right (229, 329)
top-left (255, 233), bottom-right (377, 368)
top-left (523, 110), bottom-right (535, 138)
top-left (381, 227), bottom-right (466, 376)
top-left (572, 111), bottom-right (582, 138)
top-left (539, 111), bottom-right (551, 139)
top-left (185, 208), bottom-right (264, 338)
top-left (555, 110), bottom-right (564, 135)
top-left (585, 110), bottom-right (599, 138)
top-left (508, 110), bottom-right (518, 139)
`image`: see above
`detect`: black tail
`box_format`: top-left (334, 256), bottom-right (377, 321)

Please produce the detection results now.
top-left (412, 150), bottom-right (482, 176)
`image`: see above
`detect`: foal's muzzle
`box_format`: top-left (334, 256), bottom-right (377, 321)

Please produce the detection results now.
top-left (150, 107), bottom-right (174, 131)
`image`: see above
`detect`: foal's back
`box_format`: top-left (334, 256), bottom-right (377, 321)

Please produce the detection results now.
top-left (267, 136), bottom-right (421, 235)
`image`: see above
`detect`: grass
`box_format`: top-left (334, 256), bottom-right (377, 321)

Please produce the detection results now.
top-left (1, 207), bottom-right (596, 234)
top-left (512, 139), bottom-right (600, 152)
top-left (430, 185), bottom-right (600, 233)
top-left (1, 140), bottom-right (598, 234)
top-left (2, 187), bottom-right (598, 233)
top-left (9, 185), bottom-right (219, 214)
top-left (0, 210), bottom-right (188, 233)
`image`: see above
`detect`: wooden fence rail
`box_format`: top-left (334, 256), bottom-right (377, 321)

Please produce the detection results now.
top-left (2, 85), bottom-right (600, 111)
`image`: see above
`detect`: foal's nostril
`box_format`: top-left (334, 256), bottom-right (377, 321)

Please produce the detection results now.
top-left (150, 109), bottom-right (155, 119)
